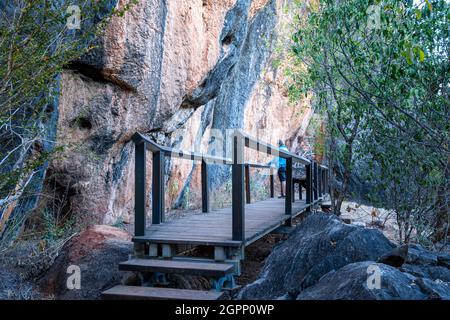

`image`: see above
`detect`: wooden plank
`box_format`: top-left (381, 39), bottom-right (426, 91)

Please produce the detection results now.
top-left (133, 236), bottom-right (242, 247)
top-left (132, 198), bottom-right (310, 248)
top-left (101, 285), bottom-right (224, 300)
top-left (119, 259), bottom-right (234, 277)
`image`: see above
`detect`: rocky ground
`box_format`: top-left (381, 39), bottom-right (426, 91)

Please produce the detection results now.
top-left (239, 212), bottom-right (450, 300)
top-left (1, 210), bottom-right (449, 300)
top-left (339, 201), bottom-right (401, 243)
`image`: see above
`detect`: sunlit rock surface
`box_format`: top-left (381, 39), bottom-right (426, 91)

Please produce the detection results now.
top-left (47, 0), bottom-right (314, 226)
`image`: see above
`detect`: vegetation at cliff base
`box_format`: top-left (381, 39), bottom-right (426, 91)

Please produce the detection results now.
top-left (0, 0), bottom-right (135, 249)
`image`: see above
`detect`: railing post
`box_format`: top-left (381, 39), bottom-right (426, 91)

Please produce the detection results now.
top-left (135, 141), bottom-right (147, 237)
top-left (232, 132), bottom-right (245, 242)
top-left (152, 151), bottom-right (165, 224)
top-left (306, 163), bottom-right (312, 208)
top-left (292, 178), bottom-right (295, 203)
top-left (318, 167), bottom-right (322, 199)
top-left (313, 161), bottom-right (318, 201)
top-left (201, 159), bottom-right (209, 213)
top-left (269, 169), bottom-right (274, 198)
top-left (285, 157), bottom-right (293, 226)
top-left (245, 164), bottom-right (251, 204)
top-left (299, 183), bottom-right (302, 200)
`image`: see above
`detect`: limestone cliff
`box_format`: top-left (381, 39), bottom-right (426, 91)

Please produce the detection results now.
top-left (45, 0), bottom-right (314, 226)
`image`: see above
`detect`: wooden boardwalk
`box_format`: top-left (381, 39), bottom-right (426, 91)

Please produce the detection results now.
top-left (101, 131), bottom-right (329, 300)
top-left (134, 198), bottom-right (314, 247)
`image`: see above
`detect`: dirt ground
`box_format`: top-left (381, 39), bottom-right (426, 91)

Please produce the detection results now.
top-left (339, 201), bottom-right (400, 244)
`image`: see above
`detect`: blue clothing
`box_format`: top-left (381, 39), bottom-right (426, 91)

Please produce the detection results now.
top-left (277, 145), bottom-right (289, 168)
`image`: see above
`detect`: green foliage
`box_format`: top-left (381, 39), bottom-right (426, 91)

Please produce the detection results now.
top-left (0, 0), bottom-right (137, 245)
top-left (290, 0), bottom-right (449, 245)
top-left (43, 208), bottom-right (73, 242)
top-left (112, 216), bottom-right (125, 229)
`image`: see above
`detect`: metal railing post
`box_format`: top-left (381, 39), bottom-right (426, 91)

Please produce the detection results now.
top-left (318, 167), bottom-right (322, 199)
top-left (201, 159), bottom-right (210, 213)
top-left (269, 168), bottom-right (275, 198)
top-left (152, 151), bottom-right (165, 224)
top-left (232, 132), bottom-right (245, 242)
top-left (285, 157), bottom-right (293, 226)
top-left (135, 141), bottom-right (146, 236)
top-left (313, 161), bottom-right (318, 201)
top-left (299, 182), bottom-right (302, 200)
top-left (306, 163), bottom-right (312, 209)
top-left (245, 164), bottom-right (251, 204)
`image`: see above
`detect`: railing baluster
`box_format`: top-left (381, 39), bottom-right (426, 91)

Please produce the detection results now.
top-left (201, 159), bottom-right (209, 213)
top-left (306, 163), bottom-right (312, 208)
top-left (285, 157), bottom-right (293, 226)
top-left (152, 151), bottom-right (165, 224)
top-left (269, 169), bottom-right (274, 198)
top-left (232, 133), bottom-right (245, 242)
top-left (245, 164), bottom-right (251, 204)
top-left (313, 161), bottom-right (318, 201)
top-left (292, 179), bottom-right (295, 203)
top-left (299, 182), bottom-right (302, 200)
top-left (135, 141), bottom-right (147, 237)
top-left (318, 167), bottom-right (322, 199)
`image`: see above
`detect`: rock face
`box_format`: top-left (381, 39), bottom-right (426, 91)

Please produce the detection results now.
top-left (39, 225), bottom-right (132, 299)
top-left (41, 0), bottom-right (315, 228)
top-left (239, 213), bottom-right (450, 300)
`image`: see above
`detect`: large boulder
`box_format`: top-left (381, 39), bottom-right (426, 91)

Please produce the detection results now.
top-left (297, 262), bottom-right (450, 300)
top-left (39, 225), bottom-right (132, 299)
top-left (239, 213), bottom-right (395, 299)
top-left (400, 264), bottom-right (450, 283)
top-left (406, 244), bottom-right (450, 268)
top-left (377, 244), bottom-right (409, 267)
top-left (400, 244), bottom-right (450, 283)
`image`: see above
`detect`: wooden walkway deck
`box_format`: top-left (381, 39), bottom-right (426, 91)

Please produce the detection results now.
top-left (133, 198), bottom-right (316, 247)
top-left (102, 131), bottom-right (330, 300)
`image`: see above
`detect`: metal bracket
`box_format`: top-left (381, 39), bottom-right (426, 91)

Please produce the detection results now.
top-left (210, 274), bottom-right (236, 291)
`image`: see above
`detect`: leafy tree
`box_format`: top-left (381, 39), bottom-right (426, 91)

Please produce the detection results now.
top-left (0, 0), bottom-right (135, 247)
top-left (290, 0), bottom-right (449, 246)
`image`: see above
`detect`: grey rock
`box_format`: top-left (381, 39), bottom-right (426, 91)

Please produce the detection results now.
top-left (297, 262), bottom-right (449, 300)
top-left (377, 244), bottom-right (409, 267)
top-left (437, 253), bottom-right (450, 269)
top-left (209, 0), bottom-right (278, 188)
top-left (407, 244), bottom-right (439, 266)
top-left (239, 213), bottom-right (395, 299)
top-left (401, 264), bottom-right (450, 282)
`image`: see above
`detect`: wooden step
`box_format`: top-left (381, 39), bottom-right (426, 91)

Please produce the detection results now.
top-left (119, 258), bottom-right (235, 277)
top-left (101, 285), bottom-right (224, 300)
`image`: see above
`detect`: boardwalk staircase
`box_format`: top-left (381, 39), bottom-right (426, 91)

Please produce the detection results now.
top-left (102, 258), bottom-right (235, 300)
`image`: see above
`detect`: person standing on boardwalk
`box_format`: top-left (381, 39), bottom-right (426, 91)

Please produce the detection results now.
top-left (269, 139), bottom-right (289, 198)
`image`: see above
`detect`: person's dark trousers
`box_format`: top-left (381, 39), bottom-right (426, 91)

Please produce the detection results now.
top-left (277, 166), bottom-right (287, 198)
top-left (278, 166), bottom-right (286, 182)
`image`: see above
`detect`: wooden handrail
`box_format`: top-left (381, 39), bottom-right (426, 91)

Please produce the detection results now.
top-left (132, 130), bottom-right (330, 241)
top-left (234, 130), bottom-right (312, 165)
